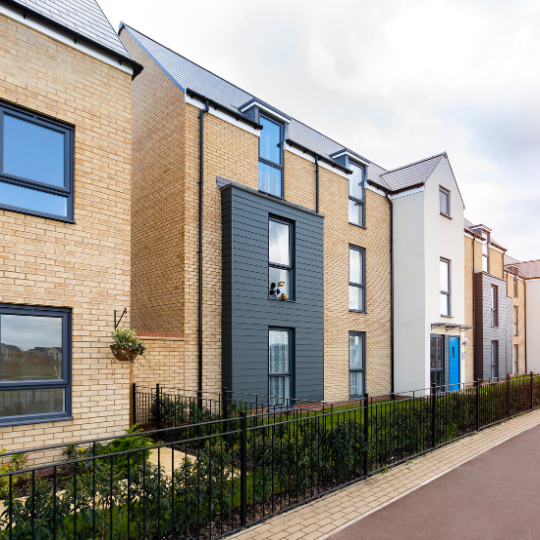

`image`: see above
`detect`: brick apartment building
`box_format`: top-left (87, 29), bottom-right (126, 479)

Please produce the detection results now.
top-left (0, 0), bottom-right (142, 450)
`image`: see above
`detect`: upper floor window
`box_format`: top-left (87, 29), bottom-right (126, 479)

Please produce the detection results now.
top-left (349, 246), bottom-right (365, 312)
top-left (268, 218), bottom-right (292, 300)
top-left (0, 102), bottom-right (73, 222)
top-left (258, 114), bottom-right (283, 198)
top-left (348, 162), bottom-right (365, 227)
top-left (514, 277), bottom-right (518, 297)
top-left (491, 285), bottom-right (498, 327)
top-left (0, 304), bottom-right (71, 426)
top-left (482, 232), bottom-right (490, 273)
top-left (440, 258), bottom-right (450, 316)
top-left (439, 187), bottom-right (450, 217)
top-left (514, 306), bottom-right (518, 336)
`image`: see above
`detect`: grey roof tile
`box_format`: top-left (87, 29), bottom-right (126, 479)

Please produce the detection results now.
top-left (381, 154), bottom-right (445, 191)
top-left (506, 259), bottom-right (540, 279)
top-left (9, 0), bottom-right (133, 59)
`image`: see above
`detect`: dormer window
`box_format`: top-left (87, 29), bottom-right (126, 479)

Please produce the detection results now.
top-left (348, 162), bottom-right (365, 227)
top-left (258, 114), bottom-right (283, 197)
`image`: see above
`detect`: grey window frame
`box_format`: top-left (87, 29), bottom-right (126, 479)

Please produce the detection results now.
top-left (491, 340), bottom-right (499, 379)
top-left (268, 327), bottom-right (294, 407)
top-left (348, 161), bottom-right (366, 228)
top-left (349, 331), bottom-right (366, 398)
top-left (514, 306), bottom-right (518, 336)
top-left (0, 101), bottom-right (74, 223)
top-left (482, 233), bottom-right (490, 273)
top-left (439, 186), bottom-right (450, 217)
top-left (258, 113), bottom-right (284, 198)
top-left (0, 303), bottom-right (72, 427)
top-left (440, 258), bottom-right (451, 316)
top-left (514, 344), bottom-right (519, 374)
top-left (268, 216), bottom-right (294, 301)
top-left (430, 335), bottom-right (444, 388)
top-left (491, 285), bottom-right (498, 327)
top-left (349, 245), bottom-right (366, 313)
top-left (514, 277), bottom-right (518, 298)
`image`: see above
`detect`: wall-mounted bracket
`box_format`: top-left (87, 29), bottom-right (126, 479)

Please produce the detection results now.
top-left (114, 307), bottom-right (127, 329)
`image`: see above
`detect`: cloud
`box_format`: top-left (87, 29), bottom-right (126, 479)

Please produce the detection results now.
top-left (102, 0), bottom-right (540, 259)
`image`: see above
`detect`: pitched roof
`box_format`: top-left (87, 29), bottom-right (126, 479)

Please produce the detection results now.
top-left (380, 153), bottom-right (445, 192)
top-left (4, 0), bottom-right (140, 70)
top-left (506, 259), bottom-right (540, 280)
top-left (463, 218), bottom-right (506, 250)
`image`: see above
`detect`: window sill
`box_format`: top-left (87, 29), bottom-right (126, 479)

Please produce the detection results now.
top-left (440, 315), bottom-right (453, 318)
top-left (259, 189), bottom-right (284, 201)
top-left (349, 222), bottom-right (366, 230)
top-left (0, 414), bottom-right (73, 428)
top-left (269, 297), bottom-right (296, 303)
top-left (349, 309), bottom-right (367, 314)
top-left (440, 212), bottom-right (452, 220)
top-left (0, 203), bottom-right (75, 224)
top-left (349, 394), bottom-right (366, 401)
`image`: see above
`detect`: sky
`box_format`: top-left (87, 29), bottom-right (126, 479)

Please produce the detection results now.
top-left (101, 0), bottom-right (539, 261)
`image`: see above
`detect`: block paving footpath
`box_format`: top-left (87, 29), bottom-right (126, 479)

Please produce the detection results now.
top-left (231, 409), bottom-right (540, 540)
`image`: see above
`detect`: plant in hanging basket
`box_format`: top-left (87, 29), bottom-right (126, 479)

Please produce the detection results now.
top-left (110, 327), bottom-right (146, 363)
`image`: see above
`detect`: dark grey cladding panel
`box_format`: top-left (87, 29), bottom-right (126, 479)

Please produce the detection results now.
top-left (221, 185), bottom-right (324, 402)
top-left (473, 272), bottom-right (513, 380)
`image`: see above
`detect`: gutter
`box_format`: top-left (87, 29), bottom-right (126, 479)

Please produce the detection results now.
top-left (198, 101), bottom-right (210, 402)
top-left (285, 139), bottom-right (352, 175)
top-left (186, 88), bottom-right (262, 130)
top-left (1, 0), bottom-right (143, 78)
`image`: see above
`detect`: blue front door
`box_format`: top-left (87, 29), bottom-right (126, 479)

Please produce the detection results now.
top-left (449, 336), bottom-right (460, 391)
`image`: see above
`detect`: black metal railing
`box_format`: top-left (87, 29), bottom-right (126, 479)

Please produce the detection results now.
top-left (2, 372), bottom-right (540, 539)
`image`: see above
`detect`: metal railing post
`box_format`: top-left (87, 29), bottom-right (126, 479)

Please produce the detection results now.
top-left (531, 371), bottom-right (534, 410)
top-left (475, 379), bottom-right (480, 431)
top-left (240, 411), bottom-right (247, 527)
top-left (364, 393), bottom-right (369, 478)
top-left (431, 385), bottom-right (437, 448)
top-left (132, 382), bottom-right (137, 426)
top-left (155, 383), bottom-right (161, 430)
top-left (222, 386), bottom-right (229, 421)
top-left (506, 374), bottom-right (511, 418)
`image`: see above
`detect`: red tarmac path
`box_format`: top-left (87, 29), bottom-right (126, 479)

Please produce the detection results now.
top-left (329, 423), bottom-right (540, 540)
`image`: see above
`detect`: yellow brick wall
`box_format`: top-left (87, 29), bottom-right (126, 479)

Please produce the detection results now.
top-left (0, 15), bottom-right (132, 452)
top-left (489, 247), bottom-right (504, 279)
top-left (505, 273), bottom-right (527, 373)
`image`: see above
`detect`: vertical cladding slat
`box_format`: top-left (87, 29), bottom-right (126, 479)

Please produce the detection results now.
top-left (221, 185), bottom-right (324, 401)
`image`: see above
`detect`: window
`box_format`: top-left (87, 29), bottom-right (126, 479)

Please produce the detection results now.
top-left (348, 162), bottom-right (365, 227)
top-left (0, 102), bottom-right (73, 221)
top-left (0, 304), bottom-right (71, 425)
top-left (482, 232), bottom-right (490, 273)
top-left (268, 218), bottom-right (293, 300)
top-left (268, 329), bottom-right (292, 407)
top-left (440, 258), bottom-right (451, 316)
top-left (349, 332), bottom-right (365, 397)
top-left (491, 341), bottom-right (499, 379)
top-left (430, 336), bottom-right (444, 387)
top-left (349, 246), bottom-right (365, 312)
top-left (514, 345), bottom-right (519, 374)
top-left (514, 278), bottom-right (518, 298)
top-left (514, 306), bottom-right (518, 336)
top-left (439, 187), bottom-right (450, 217)
top-left (258, 114), bottom-right (283, 197)
top-left (491, 286), bottom-right (498, 327)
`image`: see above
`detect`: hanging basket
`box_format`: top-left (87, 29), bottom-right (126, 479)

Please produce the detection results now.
top-left (110, 346), bottom-right (139, 363)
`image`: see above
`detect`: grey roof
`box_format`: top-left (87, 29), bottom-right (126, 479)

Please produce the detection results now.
top-left (6, 0), bottom-right (136, 63)
top-left (1, 343), bottom-right (20, 351)
top-left (464, 218), bottom-right (506, 250)
top-left (505, 259), bottom-right (540, 279)
top-left (380, 154), bottom-right (445, 192)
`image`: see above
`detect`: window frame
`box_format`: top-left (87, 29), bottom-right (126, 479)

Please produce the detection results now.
top-left (349, 331), bottom-right (366, 398)
top-left (268, 216), bottom-right (294, 301)
top-left (491, 341), bottom-right (499, 379)
top-left (0, 303), bottom-right (72, 427)
top-left (349, 245), bottom-right (366, 313)
top-left (491, 285), bottom-right (498, 327)
top-left (0, 101), bottom-right (74, 223)
top-left (268, 327), bottom-right (294, 407)
top-left (482, 232), bottom-right (490, 273)
top-left (440, 258), bottom-right (451, 317)
top-left (514, 277), bottom-right (518, 298)
top-left (430, 335), bottom-right (444, 388)
top-left (258, 113), bottom-right (284, 198)
top-left (439, 186), bottom-right (451, 218)
top-left (514, 306), bottom-right (518, 336)
top-left (348, 161), bottom-right (366, 228)
top-left (514, 344), bottom-right (519, 374)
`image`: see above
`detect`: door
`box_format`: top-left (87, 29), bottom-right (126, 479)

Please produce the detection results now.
top-left (449, 336), bottom-right (460, 391)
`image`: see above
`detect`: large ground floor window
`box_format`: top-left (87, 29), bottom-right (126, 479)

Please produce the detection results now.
top-left (269, 328), bottom-right (292, 407)
top-left (430, 335), bottom-right (444, 388)
top-left (0, 304), bottom-right (71, 425)
top-left (349, 332), bottom-right (365, 397)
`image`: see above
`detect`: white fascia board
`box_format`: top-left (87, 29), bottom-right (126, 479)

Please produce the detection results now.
top-left (366, 183), bottom-right (387, 197)
top-left (0, 4), bottom-right (133, 75)
top-left (388, 186), bottom-right (425, 200)
top-left (284, 143), bottom-right (349, 179)
top-left (527, 278), bottom-right (540, 282)
top-left (186, 94), bottom-right (260, 137)
top-left (464, 232), bottom-right (474, 239)
top-left (331, 150), bottom-right (369, 166)
top-left (240, 101), bottom-right (290, 124)
top-left (491, 245), bottom-right (505, 254)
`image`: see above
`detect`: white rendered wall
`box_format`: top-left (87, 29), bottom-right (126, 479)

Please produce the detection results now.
top-left (423, 159), bottom-right (466, 383)
top-left (526, 280), bottom-right (540, 372)
top-left (392, 190), bottom-right (427, 393)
